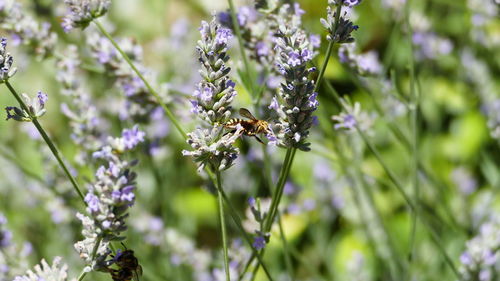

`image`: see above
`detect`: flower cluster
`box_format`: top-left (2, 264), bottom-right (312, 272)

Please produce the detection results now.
top-left (184, 18), bottom-right (243, 172)
top-left (62, 0), bottom-right (111, 32)
top-left (86, 32), bottom-right (168, 122)
top-left (74, 126), bottom-right (144, 271)
top-left (191, 18), bottom-right (236, 124)
top-left (459, 216), bottom-right (500, 281)
top-left (339, 42), bottom-right (383, 76)
top-left (183, 126), bottom-right (243, 173)
top-left (270, 24), bottom-right (318, 151)
top-left (320, 0), bottom-right (361, 44)
top-left (410, 12), bottom-right (453, 60)
top-left (0, 2), bottom-right (57, 59)
top-left (332, 100), bottom-right (374, 134)
top-left (5, 91), bottom-right (48, 122)
top-left (13, 257), bottom-right (71, 281)
top-left (0, 37), bottom-right (16, 83)
top-left (57, 45), bottom-right (104, 164)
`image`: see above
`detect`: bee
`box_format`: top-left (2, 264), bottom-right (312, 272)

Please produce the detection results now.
top-left (106, 249), bottom-right (143, 281)
top-left (224, 108), bottom-right (271, 144)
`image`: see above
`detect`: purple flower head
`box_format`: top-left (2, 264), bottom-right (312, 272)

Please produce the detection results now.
top-left (310, 34), bottom-right (321, 48)
top-left (301, 49), bottom-right (313, 62)
top-left (215, 28), bottom-right (232, 45)
top-left (268, 96), bottom-right (279, 111)
top-left (334, 114), bottom-right (357, 130)
top-left (120, 185), bottom-right (135, 203)
top-left (314, 161), bottom-right (335, 182)
top-left (85, 193), bottom-right (100, 213)
top-left (336, 0), bottom-right (363, 6)
top-left (253, 235), bottom-right (266, 250)
top-left (0, 229), bottom-right (12, 248)
top-left (226, 80), bottom-right (235, 88)
top-left (256, 41), bottom-right (269, 57)
top-left (237, 6), bottom-right (256, 26)
top-left (308, 92), bottom-right (319, 108)
top-left (248, 197), bottom-right (256, 207)
top-left (122, 125), bottom-right (145, 150)
top-left (194, 86), bottom-right (214, 104)
top-left (190, 100), bottom-right (199, 114)
top-left (287, 50), bottom-right (301, 66)
top-left (294, 3), bottom-right (305, 16)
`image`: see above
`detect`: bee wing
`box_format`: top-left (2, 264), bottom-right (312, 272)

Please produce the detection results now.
top-left (239, 108), bottom-right (257, 120)
top-left (132, 265), bottom-right (143, 281)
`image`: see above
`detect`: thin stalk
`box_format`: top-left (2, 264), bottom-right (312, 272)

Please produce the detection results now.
top-left (93, 20), bottom-right (187, 139)
top-left (277, 213), bottom-right (294, 281)
top-left (227, 0), bottom-right (255, 97)
top-left (405, 0), bottom-right (420, 270)
top-left (4, 81), bottom-right (85, 203)
top-left (209, 171), bottom-right (274, 281)
top-left (263, 148), bottom-right (296, 232)
top-left (215, 171), bottom-right (231, 281)
top-left (357, 128), bottom-right (460, 278)
top-left (243, 148), bottom-right (296, 278)
top-left (343, 70), bottom-right (460, 230)
top-left (313, 4), bottom-right (342, 95)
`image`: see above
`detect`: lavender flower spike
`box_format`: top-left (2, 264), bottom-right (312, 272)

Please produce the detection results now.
top-left (62, 0), bottom-right (111, 32)
top-left (320, 0), bottom-right (361, 44)
top-left (184, 17), bottom-right (243, 172)
top-left (6, 92), bottom-right (48, 122)
top-left (271, 24), bottom-right (318, 151)
top-left (0, 38), bottom-right (17, 83)
top-left (191, 18), bottom-right (237, 125)
top-left (13, 257), bottom-right (70, 281)
top-left (75, 126), bottom-right (144, 271)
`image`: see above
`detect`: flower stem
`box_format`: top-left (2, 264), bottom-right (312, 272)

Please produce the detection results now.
top-left (4, 81), bottom-right (85, 203)
top-left (215, 171), bottom-right (231, 281)
top-left (93, 20), bottom-right (187, 139)
top-left (205, 169), bottom-right (274, 281)
top-left (227, 0), bottom-right (255, 98)
top-left (405, 0), bottom-right (420, 270)
top-left (277, 213), bottom-right (294, 281)
top-left (313, 4), bottom-right (342, 94)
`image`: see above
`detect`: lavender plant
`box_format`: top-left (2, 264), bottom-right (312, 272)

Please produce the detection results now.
top-left (183, 17), bottom-right (242, 173)
top-left (1, 1), bottom-right (499, 281)
top-left (74, 126), bottom-right (144, 273)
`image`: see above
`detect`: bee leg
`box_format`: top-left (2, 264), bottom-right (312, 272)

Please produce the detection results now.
top-left (254, 135), bottom-right (265, 144)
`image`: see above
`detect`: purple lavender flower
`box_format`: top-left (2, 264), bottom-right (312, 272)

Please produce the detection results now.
top-left (0, 37), bottom-right (16, 83)
top-left (0, 213), bottom-right (12, 248)
top-left (6, 92), bottom-right (48, 122)
top-left (271, 25), bottom-right (318, 151)
top-left (321, 1), bottom-right (361, 43)
top-left (252, 235), bottom-right (266, 250)
top-left (75, 126), bottom-right (144, 271)
top-left (122, 125), bottom-right (146, 150)
top-left (62, 0), bottom-right (111, 32)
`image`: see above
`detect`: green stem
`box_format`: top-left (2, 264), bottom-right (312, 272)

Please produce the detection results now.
top-left (313, 4), bottom-right (342, 94)
top-left (227, 0), bottom-right (255, 97)
top-left (207, 170), bottom-right (274, 281)
top-left (215, 171), bottom-right (231, 281)
top-left (405, 0), bottom-right (419, 270)
top-left (263, 148), bottom-right (296, 232)
top-left (277, 213), bottom-right (294, 281)
top-left (4, 81), bottom-right (85, 203)
top-left (93, 20), bottom-right (187, 139)
top-left (357, 128), bottom-right (460, 278)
